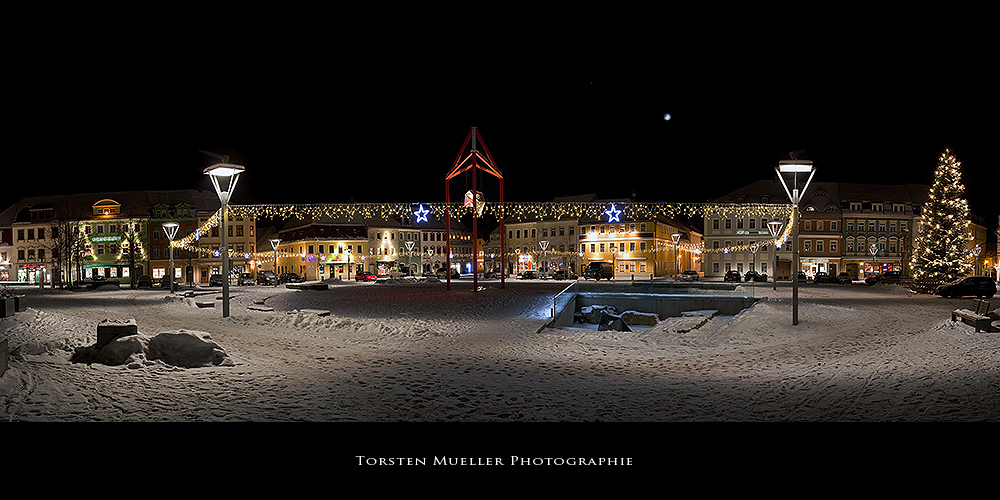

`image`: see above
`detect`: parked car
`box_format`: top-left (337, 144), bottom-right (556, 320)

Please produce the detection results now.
top-left (238, 273), bottom-right (255, 286)
top-left (257, 270), bottom-right (277, 285)
top-left (355, 270), bottom-right (377, 282)
top-left (836, 272), bottom-right (854, 284)
top-left (935, 276), bottom-right (997, 299)
top-left (866, 270), bottom-right (911, 285)
top-left (583, 262), bottom-right (615, 281)
top-left (135, 275), bottom-right (153, 288)
top-left (813, 272), bottom-right (832, 283)
top-left (279, 272), bottom-right (304, 284)
top-left (436, 269), bottom-right (460, 280)
top-left (552, 269), bottom-right (577, 280)
top-left (724, 270), bottom-right (742, 282)
top-left (744, 270), bottom-right (767, 282)
top-left (518, 270), bottom-right (538, 280)
top-left (678, 270), bottom-right (700, 282)
top-left (208, 274), bottom-right (224, 286)
top-left (795, 271), bottom-right (808, 282)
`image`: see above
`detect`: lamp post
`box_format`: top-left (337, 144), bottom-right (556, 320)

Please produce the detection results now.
top-left (671, 233), bottom-right (681, 279)
top-left (776, 157), bottom-right (816, 326)
top-left (869, 242), bottom-right (878, 276)
top-left (205, 161), bottom-right (245, 318)
top-left (162, 222), bottom-right (179, 293)
top-left (767, 220), bottom-right (784, 291)
top-left (539, 240), bottom-right (549, 279)
top-left (270, 238), bottom-right (280, 287)
top-left (749, 241), bottom-right (760, 297)
top-left (972, 244), bottom-right (981, 276)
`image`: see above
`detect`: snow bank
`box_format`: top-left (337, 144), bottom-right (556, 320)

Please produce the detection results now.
top-left (70, 329), bottom-right (233, 369)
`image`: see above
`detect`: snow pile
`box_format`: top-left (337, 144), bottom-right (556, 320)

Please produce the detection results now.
top-left (70, 329), bottom-right (233, 369)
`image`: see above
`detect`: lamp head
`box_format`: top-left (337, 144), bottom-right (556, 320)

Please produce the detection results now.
top-left (778, 159), bottom-right (814, 173)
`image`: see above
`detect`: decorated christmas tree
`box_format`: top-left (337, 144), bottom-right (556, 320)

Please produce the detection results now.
top-left (910, 149), bottom-right (973, 283)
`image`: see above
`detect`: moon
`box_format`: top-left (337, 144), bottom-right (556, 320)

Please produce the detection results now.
top-left (663, 113), bottom-right (671, 120)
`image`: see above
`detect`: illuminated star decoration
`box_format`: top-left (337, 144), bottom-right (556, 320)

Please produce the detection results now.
top-left (604, 203), bottom-right (621, 223)
top-left (413, 204), bottom-right (429, 223)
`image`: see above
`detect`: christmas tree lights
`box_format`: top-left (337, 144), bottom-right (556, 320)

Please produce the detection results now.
top-left (910, 149), bottom-right (973, 283)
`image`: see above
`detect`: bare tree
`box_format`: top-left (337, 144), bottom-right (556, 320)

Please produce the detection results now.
top-left (120, 220), bottom-right (145, 289)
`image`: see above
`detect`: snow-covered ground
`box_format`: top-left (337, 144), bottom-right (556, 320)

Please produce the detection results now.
top-left (2, 278), bottom-right (999, 422)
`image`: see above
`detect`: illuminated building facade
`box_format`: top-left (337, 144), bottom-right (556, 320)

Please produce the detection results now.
top-left (704, 180), bottom-right (791, 280)
top-left (273, 215), bottom-right (368, 281)
top-left (840, 183), bottom-right (927, 278)
top-left (578, 198), bottom-right (701, 278)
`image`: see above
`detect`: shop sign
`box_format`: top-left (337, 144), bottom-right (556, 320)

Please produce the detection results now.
top-left (92, 235), bottom-right (121, 242)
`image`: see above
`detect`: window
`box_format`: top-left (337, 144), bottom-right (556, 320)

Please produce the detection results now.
top-left (640, 242), bottom-right (646, 251)
top-left (590, 243), bottom-right (595, 253)
top-left (850, 202), bottom-right (862, 211)
top-left (28, 249), bottom-right (35, 259)
top-left (109, 224), bottom-right (117, 233)
top-left (531, 229), bottom-right (536, 238)
top-left (236, 225), bottom-right (244, 237)
top-left (713, 219), bottom-right (719, 230)
top-left (749, 219), bottom-right (756, 229)
top-left (713, 262), bottom-right (720, 273)
top-left (516, 230), bottom-right (521, 239)
top-left (629, 242), bottom-right (636, 252)
top-left (737, 219), bottom-right (744, 229)
top-left (725, 219), bottom-right (732, 229)
top-left (599, 243), bottom-right (605, 253)
top-left (868, 221), bottom-right (875, 232)
top-left (17, 250), bottom-right (24, 260)
top-left (97, 225), bottom-right (104, 234)
top-left (713, 241), bottom-right (719, 249)
top-left (815, 221), bottom-right (823, 231)
top-left (847, 221), bottom-right (853, 232)
top-left (737, 263), bottom-right (743, 273)
top-left (816, 240), bottom-right (823, 252)
top-left (581, 244), bottom-right (586, 253)
top-left (569, 226), bottom-right (574, 236)
top-left (804, 241), bottom-right (812, 252)
top-left (830, 241), bottom-right (837, 252)
top-left (831, 221), bottom-right (838, 231)
top-left (640, 223), bottom-right (646, 232)
top-left (543, 228), bottom-right (548, 237)
top-left (879, 221), bottom-right (886, 232)
top-left (38, 228), bottom-right (45, 239)
top-left (873, 203), bottom-right (883, 212)
top-left (762, 263), bottom-right (767, 273)
top-left (38, 249), bottom-right (45, 260)
top-left (804, 221), bottom-right (811, 231)
top-left (726, 263), bottom-right (731, 272)
top-left (27, 229), bottom-right (35, 240)
top-left (17, 229), bottom-right (24, 240)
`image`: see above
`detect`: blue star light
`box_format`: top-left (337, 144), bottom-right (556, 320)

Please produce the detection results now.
top-left (604, 203), bottom-right (621, 223)
top-left (414, 204), bottom-right (429, 223)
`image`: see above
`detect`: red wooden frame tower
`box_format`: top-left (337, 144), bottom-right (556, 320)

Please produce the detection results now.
top-left (444, 127), bottom-right (504, 291)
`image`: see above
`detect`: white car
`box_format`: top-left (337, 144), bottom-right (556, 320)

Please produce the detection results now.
top-left (678, 270), bottom-right (700, 281)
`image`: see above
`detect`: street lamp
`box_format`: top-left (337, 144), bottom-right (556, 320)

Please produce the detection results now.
top-left (539, 240), bottom-right (549, 279)
top-left (749, 241), bottom-right (760, 297)
top-left (346, 246), bottom-right (353, 280)
top-left (972, 244), bottom-right (981, 276)
top-left (205, 161), bottom-right (245, 318)
top-left (767, 220), bottom-right (784, 291)
top-left (776, 157), bottom-right (816, 325)
top-left (869, 242), bottom-right (878, 276)
top-left (162, 222), bottom-right (179, 293)
top-left (671, 233), bottom-right (681, 279)
top-left (270, 238), bottom-right (281, 287)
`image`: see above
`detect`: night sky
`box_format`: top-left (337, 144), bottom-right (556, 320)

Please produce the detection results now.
top-left (7, 30), bottom-right (998, 233)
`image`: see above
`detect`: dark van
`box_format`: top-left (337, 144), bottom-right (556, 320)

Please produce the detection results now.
top-left (583, 262), bottom-right (614, 281)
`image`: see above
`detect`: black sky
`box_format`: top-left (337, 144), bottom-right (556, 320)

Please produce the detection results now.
top-left (7, 27), bottom-right (998, 231)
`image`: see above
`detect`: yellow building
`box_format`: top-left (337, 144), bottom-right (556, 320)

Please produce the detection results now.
top-left (273, 216), bottom-right (369, 281)
top-left (578, 201), bottom-right (702, 278)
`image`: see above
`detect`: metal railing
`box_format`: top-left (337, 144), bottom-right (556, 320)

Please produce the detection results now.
top-left (552, 280), bottom-right (578, 318)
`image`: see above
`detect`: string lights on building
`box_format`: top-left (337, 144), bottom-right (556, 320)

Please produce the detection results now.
top-left (170, 202), bottom-right (795, 262)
